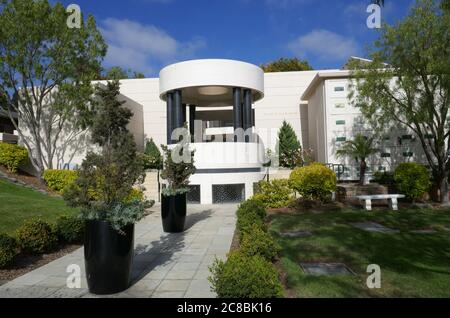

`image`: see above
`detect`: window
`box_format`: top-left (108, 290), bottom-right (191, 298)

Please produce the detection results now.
top-left (336, 120), bottom-right (346, 125)
top-left (403, 152), bottom-right (413, 157)
top-left (334, 86), bottom-right (345, 92)
top-left (402, 135), bottom-right (413, 140)
top-left (187, 185), bottom-right (201, 204)
top-left (425, 134), bottom-right (434, 139)
top-left (381, 153), bottom-right (391, 158)
top-left (336, 137), bottom-right (346, 142)
top-left (335, 103), bottom-right (345, 109)
top-left (212, 184), bottom-right (245, 204)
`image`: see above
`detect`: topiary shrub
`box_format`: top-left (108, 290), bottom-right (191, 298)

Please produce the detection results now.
top-left (43, 169), bottom-right (78, 194)
top-left (236, 199), bottom-right (267, 235)
top-left (0, 142), bottom-right (28, 173)
top-left (0, 233), bottom-right (18, 268)
top-left (16, 219), bottom-right (58, 254)
top-left (252, 179), bottom-right (294, 209)
top-left (394, 163), bottom-right (431, 201)
top-left (289, 163), bottom-right (337, 202)
top-left (209, 251), bottom-right (284, 298)
top-left (55, 215), bottom-right (84, 244)
top-left (240, 224), bottom-right (280, 261)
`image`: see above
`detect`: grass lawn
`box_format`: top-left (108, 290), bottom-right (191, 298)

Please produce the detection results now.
top-left (269, 206), bottom-right (450, 297)
top-left (0, 178), bottom-right (79, 234)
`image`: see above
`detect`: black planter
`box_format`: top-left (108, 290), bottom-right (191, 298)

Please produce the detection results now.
top-left (84, 220), bottom-right (134, 295)
top-left (161, 193), bottom-right (187, 233)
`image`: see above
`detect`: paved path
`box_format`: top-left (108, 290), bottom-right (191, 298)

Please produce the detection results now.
top-left (0, 204), bottom-right (236, 298)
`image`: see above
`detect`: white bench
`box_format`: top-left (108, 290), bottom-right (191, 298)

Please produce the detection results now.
top-left (356, 194), bottom-right (405, 211)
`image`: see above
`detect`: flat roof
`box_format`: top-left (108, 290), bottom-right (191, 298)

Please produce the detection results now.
top-left (301, 70), bottom-right (351, 101)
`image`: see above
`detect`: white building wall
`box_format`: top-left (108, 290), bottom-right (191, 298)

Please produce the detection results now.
top-left (255, 71), bottom-right (318, 150)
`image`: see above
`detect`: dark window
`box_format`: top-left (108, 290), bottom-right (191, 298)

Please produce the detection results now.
top-left (187, 185), bottom-right (201, 204)
top-left (212, 184), bottom-right (245, 204)
top-left (334, 86), bottom-right (345, 92)
top-left (381, 153), bottom-right (391, 158)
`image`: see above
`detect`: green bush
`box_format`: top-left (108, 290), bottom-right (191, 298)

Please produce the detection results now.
top-left (0, 233), bottom-right (18, 268)
top-left (43, 169), bottom-right (78, 193)
top-left (252, 179), bottom-right (294, 209)
top-left (394, 163), bottom-right (431, 201)
top-left (289, 163), bottom-right (337, 202)
top-left (55, 215), bottom-right (84, 244)
top-left (16, 219), bottom-right (58, 254)
top-left (0, 142), bottom-right (28, 173)
top-left (209, 251), bottom-right (284, 298)
top-left (373, 171), bottom-right (395, 185)
top-left (236, 199), bottom-right (267, 235)
top-left (240, 224), bottom-right (280, 261)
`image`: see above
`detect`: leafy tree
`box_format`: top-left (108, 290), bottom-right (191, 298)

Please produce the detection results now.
top-left (348, 0), bottom-right (450, 202)
top-left (261, 58), bottom-right (313, 73)
top-left (63, 81), bottom-right (151, 231)
top-left (101, 66), bottom-right (146, 80)
top-left (0, 0), bottom-right (107, 177)
top-left (143, 138), bottom-right (163, 170)
top-left (278, 121), bottom-right (302, 168)
top-left (336, 134), bottom-right (378, 185)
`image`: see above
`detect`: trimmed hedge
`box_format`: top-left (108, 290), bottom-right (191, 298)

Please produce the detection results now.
top-left (55, 215), bottom-right (84, 244)
top-left (209, 198), bottom-right (284, 298)
top-left (394, 163), bottom-right (431, 201)
top-left (209, 251), bottom-right (284, 298)
top-left (236, 199), bottom-right (267, 236)
top-left (16, 219), bottom-right (58, 254)
top-left (252, 179), bottom-right (294, 209)
top-left (0, 142), bottom-right (28, 173)
top-left (43, 169), bottom-right (78, 194)
top-left (0, 233), bottom-right (18, 268)
top-left (240, 224), bottom-right (280, 261)
top-left (289, 163), bottom-right (337, 202)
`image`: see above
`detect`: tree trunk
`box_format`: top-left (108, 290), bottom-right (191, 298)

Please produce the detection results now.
top-left (359, 160), bottom-right (367, 185)
top-left (439, 173), bottom-right (449, 204)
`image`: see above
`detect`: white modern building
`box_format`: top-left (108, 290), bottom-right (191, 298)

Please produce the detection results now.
top-left (16, 58), bottom-right (427, 204)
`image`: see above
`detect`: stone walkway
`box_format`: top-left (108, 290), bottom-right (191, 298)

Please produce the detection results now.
top-left (0, 204), bottom-right (237, 298)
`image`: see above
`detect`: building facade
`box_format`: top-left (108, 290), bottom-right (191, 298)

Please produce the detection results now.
top-left (16, 58), bottom-right (428, 203)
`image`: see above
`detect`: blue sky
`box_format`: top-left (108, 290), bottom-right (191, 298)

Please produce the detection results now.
top-left (58, 0), bottom-right (416, 76)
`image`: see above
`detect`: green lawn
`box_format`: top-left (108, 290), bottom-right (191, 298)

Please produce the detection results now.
top-left (0, 178), bottom-right (79, 234)
top-left (269, 206), bottom-right (450, 297)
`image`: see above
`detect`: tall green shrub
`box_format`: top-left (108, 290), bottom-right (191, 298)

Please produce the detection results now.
top-left (16, 219), bottom-right (57, 254)
top-left (63, 81), bottom-right (153, 232)
top-left (394, 163), bottom-right (431, 201)
top-left (143, 138), bottom-right (163, 170)
top-left (0, 143), bottom-right (28, 173)
top-left (278, 120), bottom-right (302, 168)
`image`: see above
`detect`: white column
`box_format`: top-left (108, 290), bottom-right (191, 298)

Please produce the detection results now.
top-left (200, 182), bottom-right (213, 205)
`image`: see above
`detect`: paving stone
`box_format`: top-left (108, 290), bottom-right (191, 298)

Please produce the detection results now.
top-left (300, 263), bottom-right (355, 276)
top-left (152, 291), bottom-right (186, 298)
top-left (156, 279), bottom-right (191, 292)
top-left (350, 222), bottom-right (399, 233)
top-left (280, 231), bottom-right (313, 238)
top-left (185, 279), bottom-right (215, 298)
top-left (165, 270), bottom-right (197, 280)
top-left (46, 288), bottom-right (89, 298)
top-left (0, 204), bottom-right (236, 298)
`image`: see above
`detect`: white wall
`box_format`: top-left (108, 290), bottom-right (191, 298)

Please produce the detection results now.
top-left (255, 71), bottom-right (318, 150)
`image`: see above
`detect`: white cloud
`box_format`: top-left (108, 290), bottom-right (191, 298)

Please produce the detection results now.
top-left (288, 29), bottom-right (360, 61)
top-left (100, 18), bottom-right (206, 76)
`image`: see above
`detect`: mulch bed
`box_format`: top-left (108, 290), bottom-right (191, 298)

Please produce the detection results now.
top-left (0, 244), bottom-right (81, 286)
